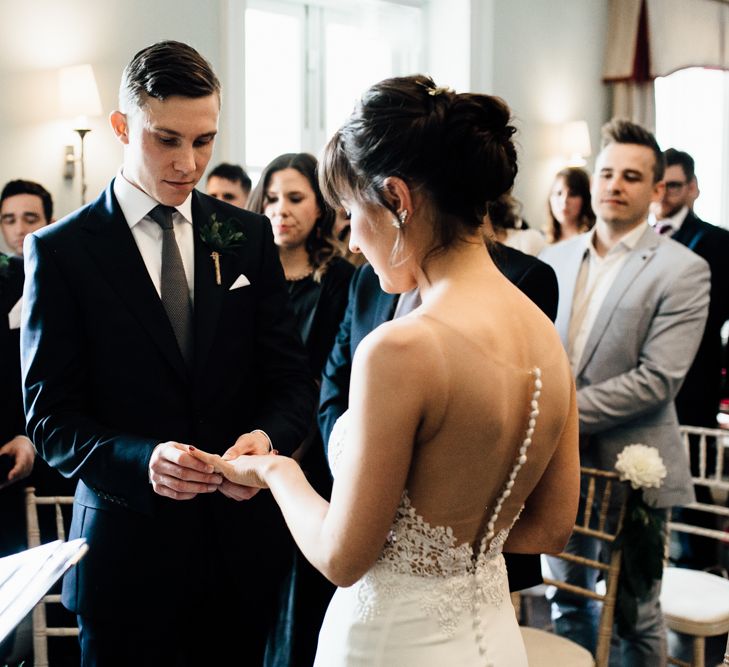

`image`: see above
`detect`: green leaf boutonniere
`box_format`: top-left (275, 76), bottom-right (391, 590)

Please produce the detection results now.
top-left (199, 213), bottom-right (247, 285)
top-left (0, 253), bottom-right (10, 282)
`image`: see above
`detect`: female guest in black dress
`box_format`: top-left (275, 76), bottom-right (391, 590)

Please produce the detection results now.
top-left (248, 152), bottom-right (354, 666)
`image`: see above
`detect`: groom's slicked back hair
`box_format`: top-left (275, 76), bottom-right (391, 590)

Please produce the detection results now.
top-left (119, 40), bottom-right (221, 112)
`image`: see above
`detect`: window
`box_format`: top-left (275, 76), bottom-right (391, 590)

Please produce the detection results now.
top-left (242, 0), bottom-right (424, 176)
top-left (655, 67), bottom-right (729, 227)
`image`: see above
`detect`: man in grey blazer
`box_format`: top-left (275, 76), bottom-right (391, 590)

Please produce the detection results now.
top-left (540, 119), bottom-right (710, 666)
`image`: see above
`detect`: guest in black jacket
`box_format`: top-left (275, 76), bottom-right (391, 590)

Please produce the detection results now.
top-left (0, 179), bottom-right (57, 555)
top-left (651, 148), bottom-right (729, 430)
top-left (651, 148), bottom-right (729, 572)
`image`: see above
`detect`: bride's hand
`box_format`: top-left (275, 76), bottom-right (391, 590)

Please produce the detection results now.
top-left (187, 447), bottom-right (271, 490)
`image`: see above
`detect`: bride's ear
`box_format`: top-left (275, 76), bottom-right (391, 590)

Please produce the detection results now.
top-left (381, 177), bottom-right (414, 221)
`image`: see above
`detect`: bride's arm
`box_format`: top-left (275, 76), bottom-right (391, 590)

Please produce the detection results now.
top-left (504, 378), bottom-right (580, 554)
top-left (262, 323), bottom-right (436, 586)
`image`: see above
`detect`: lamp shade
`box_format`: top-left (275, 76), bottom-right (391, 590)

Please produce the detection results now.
top-left (560, 120), bottom-right (592, 166)
top-left (59, 64), bottom-right (102, 126)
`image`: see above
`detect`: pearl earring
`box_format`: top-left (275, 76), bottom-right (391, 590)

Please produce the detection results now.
top-left (394, 210), bottom-right (408, 229)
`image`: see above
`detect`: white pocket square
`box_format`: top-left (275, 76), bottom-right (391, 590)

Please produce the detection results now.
top-left (229, 274), bottom-right (251, 290)
top-left (8, 298), bottom-right (22, 330)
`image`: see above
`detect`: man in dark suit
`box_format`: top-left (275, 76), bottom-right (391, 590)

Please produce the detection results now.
top-left (651, 148), bottom-right (729, 430)
top-left (318, 241), bottom-right (558, 592)
top-left (22, 41), bottom-right (314, 666)
top-left (1, 179), bottom-right (57, 555)
top-left (0, 253), bottom-right (29, 506)
top-left (1, 180), bottom-right (55, 664)
top-left (650, 148), bottom-right (729, 575)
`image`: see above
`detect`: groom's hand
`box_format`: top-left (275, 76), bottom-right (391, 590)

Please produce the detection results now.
top-left (217, 432), bottom-right (270, 501)
top-left (149, 441), bottom-right (223, 500)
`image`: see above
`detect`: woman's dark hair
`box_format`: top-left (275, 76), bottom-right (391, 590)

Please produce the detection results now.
top-left (247, 153), bottom-right (339, 282)
top-left (319, 74), bottom-right (518, 259)
top-left (487, 192), bottom-right (523, 231)
top-left (545, 167), bottom-right (595, 243)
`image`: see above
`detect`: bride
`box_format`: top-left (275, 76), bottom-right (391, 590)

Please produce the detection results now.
top-left (192, 75), bottom-right (579, 666)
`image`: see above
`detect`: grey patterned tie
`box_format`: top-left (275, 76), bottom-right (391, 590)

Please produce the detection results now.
top-left (148, 205), bottom-right (194, 366)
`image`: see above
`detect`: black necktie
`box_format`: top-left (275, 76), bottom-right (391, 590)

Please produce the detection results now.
top-left (148, 205), bottom-right (193, 366)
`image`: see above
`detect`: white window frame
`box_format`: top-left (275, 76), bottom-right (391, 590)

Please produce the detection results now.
top-left (221, 0), bottom-right (425, 176)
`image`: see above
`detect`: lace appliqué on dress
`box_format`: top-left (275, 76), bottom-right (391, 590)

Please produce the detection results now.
top-left (327, 365), bottom-right (539, 647)
top-left (354, 491), bottom-right (510, 637)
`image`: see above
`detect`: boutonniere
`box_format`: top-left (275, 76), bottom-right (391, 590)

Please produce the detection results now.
top-left (0, 254), bottom-right (10, 282)
top-left (199, 213), bottom-right (246, 285)
top-left (613, 443), bottom-right (667, 634)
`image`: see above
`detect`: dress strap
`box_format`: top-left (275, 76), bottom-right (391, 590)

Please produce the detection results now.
top-left (472, 367), bottom-right (542, 558)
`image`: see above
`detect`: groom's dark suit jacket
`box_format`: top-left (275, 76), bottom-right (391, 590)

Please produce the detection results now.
top-left (21, 182), bottom-right (315, 620)
top-left (318, 243), bottom-right (559, 592)
top-left (670, 210), bottom-right (729, 427)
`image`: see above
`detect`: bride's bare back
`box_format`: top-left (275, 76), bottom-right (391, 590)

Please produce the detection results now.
top-left (350, 257), bottom-right (578, 554)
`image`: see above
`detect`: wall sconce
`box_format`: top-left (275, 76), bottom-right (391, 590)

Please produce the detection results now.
top-left (560, 120), bottom-right (591, 167)
top-left (59, 64), bottom-right (102, 206)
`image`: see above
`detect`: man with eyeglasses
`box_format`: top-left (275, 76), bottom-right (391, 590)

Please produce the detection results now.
top-left (650, 149), bottom-right (729, 435)
top-left (650, 149), bottom-right (729, 593)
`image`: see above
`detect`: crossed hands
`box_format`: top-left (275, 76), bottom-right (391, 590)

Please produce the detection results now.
top-left (148, 431), bottom-right (272, 502)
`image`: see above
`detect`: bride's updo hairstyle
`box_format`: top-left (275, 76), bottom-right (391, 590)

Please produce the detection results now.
top-left (319, 74), bottom-right (518, 256)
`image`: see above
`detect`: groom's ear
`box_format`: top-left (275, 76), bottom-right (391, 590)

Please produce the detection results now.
top-left (110, 111), bottom-right (129, 145)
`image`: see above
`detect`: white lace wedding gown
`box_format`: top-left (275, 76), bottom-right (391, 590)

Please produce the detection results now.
top-left (313, 371), bottom-right (540, 667)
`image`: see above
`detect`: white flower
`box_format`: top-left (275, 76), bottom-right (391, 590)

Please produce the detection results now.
top-left (615, 444), bottom-right (667, 490)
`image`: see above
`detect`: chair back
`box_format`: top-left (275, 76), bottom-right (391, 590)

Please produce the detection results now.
top-left (671, 425), bottom-right (729, 544)
top-left (24, 487), bottom-right (78, 667)
top-left (541, 466), bottom-right (627, 667)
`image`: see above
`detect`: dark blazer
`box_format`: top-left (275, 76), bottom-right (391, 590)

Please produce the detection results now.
top-left (317, 243), bottom-right (558, 591)
top-left (0, 254), bottom-right (25, 559)
top-left (21, 182), bottom-right (315, 622)
top-left (0, 254), bottom-right (24, 444)
top-left (671, 211), bottom-right (729, 427)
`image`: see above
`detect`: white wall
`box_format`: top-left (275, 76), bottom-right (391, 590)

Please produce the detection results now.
top-left (486, 0), bottom-right (609, 228)
top-left (424, 0), bottom-right (608, 230)
top-left (0, 0), bottom-right (608, 251)
top-left (0, 0), bottom-right (225, 252)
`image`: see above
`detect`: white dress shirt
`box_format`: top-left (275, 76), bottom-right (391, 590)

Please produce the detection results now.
top-left (113, 171), bottom-right (195, 303)
top-left (567, 221), bottom-right (648, 371)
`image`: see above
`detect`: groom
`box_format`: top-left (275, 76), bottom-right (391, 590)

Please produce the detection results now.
top-left (21, 41), bottom-right (314, 666)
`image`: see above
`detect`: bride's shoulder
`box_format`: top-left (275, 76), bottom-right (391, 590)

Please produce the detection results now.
top-left (353, 315), bottom-right (445, 378)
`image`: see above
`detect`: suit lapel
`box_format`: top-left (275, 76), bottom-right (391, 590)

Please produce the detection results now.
top-left (576, 227), bottom-right (658, 377)
top-left (80, 182), bottom-right (188, 381)
top-left (671, 212), bottom-right (697, 247)
top-left (554, 238), bottom-right (587, 347)
top-left (192, 192), bottom-right (230, 374)
top-left (672, 211), bottom-right (707, 251)
top-left (376, 291), bottom-right (398, 326)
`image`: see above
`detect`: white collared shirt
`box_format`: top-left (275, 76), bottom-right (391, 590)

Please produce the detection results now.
top-left (567, 221), bottom-right (648, 371)
top-left (113, 170), bottom-right (195, 303)
top-left (8, 297), bottom-right (22, 330)
top-left (648, 205), bottom-right (689, 236)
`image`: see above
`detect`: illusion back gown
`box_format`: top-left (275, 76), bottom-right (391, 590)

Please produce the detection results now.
top-left (314, 315), bottom-right (553, 666)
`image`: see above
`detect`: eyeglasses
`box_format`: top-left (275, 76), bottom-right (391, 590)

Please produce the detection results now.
top-left (665, 180), bottom-right (687, 192)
